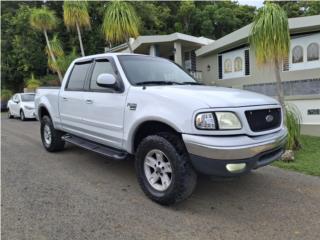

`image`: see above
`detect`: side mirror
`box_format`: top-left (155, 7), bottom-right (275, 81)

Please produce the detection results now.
top-left (97, 73), bottom-right (116, 88)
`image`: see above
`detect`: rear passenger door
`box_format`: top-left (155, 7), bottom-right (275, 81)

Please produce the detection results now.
top-left (59, 60), bottom-right (92, 136)
top-left (81, 58), bottom-right (127, 149)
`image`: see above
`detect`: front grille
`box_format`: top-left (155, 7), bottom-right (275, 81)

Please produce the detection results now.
top-left (245, 108), bottom-right (281, 132)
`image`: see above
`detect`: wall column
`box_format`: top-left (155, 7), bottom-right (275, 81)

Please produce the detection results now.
top-left (149, 44), bottom-right (156, 56)
top-left (174, 41), bottom-right (182, 66)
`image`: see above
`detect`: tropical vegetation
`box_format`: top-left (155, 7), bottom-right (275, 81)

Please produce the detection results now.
top-left (249, 3), bottom-right (290, 110)
top-left (2, 1), bottom-right (319, 93)
top-left (30, 6), bottom-right (63, 82)
top-left (102, 0), bottom-right (139, 53)
top-left (285, 104), bottom-right (302, 151)
top-left (25, 74), bottom-right (42, 91)
top-left (63, 0), bottom-right (90, 56)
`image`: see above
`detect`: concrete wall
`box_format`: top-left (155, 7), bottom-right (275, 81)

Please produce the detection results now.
top-left (198, 48), bottom-right (320, 87)
top-left (197, 42), bottom-right (320, 136)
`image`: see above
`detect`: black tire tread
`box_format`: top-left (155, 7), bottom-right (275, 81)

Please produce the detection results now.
top-left (135, 132), bottom-right (197, 205)
top-left (41, 115), bottom-right (65, 152)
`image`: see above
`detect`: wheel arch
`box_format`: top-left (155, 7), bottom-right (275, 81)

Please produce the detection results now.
top-left (38, 105), bottom-right (52, 120)
top-left (131, 120), bottom-right (181, 154)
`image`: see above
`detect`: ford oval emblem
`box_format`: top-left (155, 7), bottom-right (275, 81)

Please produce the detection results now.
top-left (265, 114), bottom-right (274, 122)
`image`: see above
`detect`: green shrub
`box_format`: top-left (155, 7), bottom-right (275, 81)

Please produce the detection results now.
top-left (1, 89), bottom-right (13, 101)
top-left (25, 73), bottom-right (41, 91)
top-left (285, 104), bottom-right (301, 150)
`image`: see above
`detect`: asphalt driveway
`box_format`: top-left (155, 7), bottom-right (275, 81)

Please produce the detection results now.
top-left (2, 114), bottom-right (320, 240)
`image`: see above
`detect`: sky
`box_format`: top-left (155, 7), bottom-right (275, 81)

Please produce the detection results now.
top-left (237, 0), bottom-right (265, 8)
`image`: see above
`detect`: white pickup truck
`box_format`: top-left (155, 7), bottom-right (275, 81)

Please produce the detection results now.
top-left (35, 53), bottom-right (287, 205)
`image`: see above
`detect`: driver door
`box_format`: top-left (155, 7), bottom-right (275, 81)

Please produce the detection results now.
top-left (81, 58), bottom-right (127, 149)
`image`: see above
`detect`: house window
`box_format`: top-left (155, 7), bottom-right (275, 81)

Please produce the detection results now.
top-left (287, 33), bottom-right (320, 71)
top-left (234, 57), bottom-right (243, 72)
top-left (218, 48), bottom-right (249, 80)
top-left (292, 45), bottom-right (303, 63)
top-left (224, 59), bottom-right (232, 73)
top-left (307, 42), bottom-right (319, 61)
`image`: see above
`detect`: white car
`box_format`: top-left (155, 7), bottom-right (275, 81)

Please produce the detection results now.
top-left (7, 93), bottom-right (36, 121)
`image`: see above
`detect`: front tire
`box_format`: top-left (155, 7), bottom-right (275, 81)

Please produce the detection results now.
top-left (8, 109), bottom-right (13, 119)
top-left (20, 110), bottom-right (25, 121)
top-left (40, 115), bottom-right (65, 152)
top-left (135, 133), bottom-right (197, 205)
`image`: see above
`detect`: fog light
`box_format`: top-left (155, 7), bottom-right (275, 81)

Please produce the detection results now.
top-left (226, 163), bottom-right (246, 173)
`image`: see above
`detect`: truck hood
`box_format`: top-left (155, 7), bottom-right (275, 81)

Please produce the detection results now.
top-left (144, 85), bottom-right (279, 108)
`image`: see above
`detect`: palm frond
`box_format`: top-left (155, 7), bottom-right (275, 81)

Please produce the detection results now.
top-left (48, 48), bottom-right (79, 75)
top-left (285, 104), bottom-right (302, 150)
top-left (249, 3), bottom-right (290, 65)
top-left (30, 7), bottom-right (58, 31)
top-left (45, 34), bottom-right (64, 57)
top-left (63, 0), bottom-right (90, 30)
top-left (26, 73), bottom-right (42, 90)
top-left (102, 0), bottom-right (139, 43)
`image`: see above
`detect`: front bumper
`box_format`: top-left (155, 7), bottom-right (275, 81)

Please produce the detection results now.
top-left (23, 108), bottom-right (36, 118)
top-left (183, 127), bottom-right (287, 176)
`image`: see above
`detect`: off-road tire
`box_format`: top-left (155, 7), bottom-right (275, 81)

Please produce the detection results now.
top-left (135, 133), bottom-right (197, 205)
top-left (40, 115), bottom-right (65, 152)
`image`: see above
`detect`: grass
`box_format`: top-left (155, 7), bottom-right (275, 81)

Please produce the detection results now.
top-left (273, 135), bottom-right (320, 176)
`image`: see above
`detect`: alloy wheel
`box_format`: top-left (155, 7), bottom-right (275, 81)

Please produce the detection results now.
top-left (43, 124), bottom-right (52, 146)
top-left (144, 149), bottom-right (173, 191)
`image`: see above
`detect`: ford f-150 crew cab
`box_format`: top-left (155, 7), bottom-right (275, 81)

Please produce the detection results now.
top-left (35, 53), bottom-right (287, 205)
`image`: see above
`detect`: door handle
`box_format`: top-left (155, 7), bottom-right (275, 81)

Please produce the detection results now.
top-left (62, 97), bottom-right (68, 101)
top-left (85, 99), bottom-right (93, 104)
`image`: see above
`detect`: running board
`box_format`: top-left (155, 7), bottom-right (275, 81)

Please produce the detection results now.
top-left (62, 135), bottom-right (128, 160)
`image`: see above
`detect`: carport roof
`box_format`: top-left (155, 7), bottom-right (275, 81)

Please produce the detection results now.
top-left (107, 32), bottom-right (214, 53)
top-left (196, 14), bottom-right (320, 57)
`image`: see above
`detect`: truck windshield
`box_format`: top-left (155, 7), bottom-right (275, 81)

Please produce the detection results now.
top-left (21, 94), bottom-right (35, 102)
top-left (118, 55), bottom-right (198, 86)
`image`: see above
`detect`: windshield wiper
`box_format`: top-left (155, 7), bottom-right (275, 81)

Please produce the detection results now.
top-left (136, 81), bottom-right (182, 86)
top-left (180, 82), bottom-right (203, 85)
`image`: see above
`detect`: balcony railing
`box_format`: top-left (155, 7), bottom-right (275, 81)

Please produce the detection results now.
top-left (189, 70), bottom-right (203, 82)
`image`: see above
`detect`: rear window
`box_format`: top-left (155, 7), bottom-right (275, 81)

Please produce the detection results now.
top-left (21, 94), bottom-right (35, 102)
top-left (66, 62), bottom-right (91, 90)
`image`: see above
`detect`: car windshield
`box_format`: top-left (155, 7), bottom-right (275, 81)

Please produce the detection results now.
top-left (118, 55), bottom-right (198, 85)
top-left (21, 94), bottom-right (35, 102)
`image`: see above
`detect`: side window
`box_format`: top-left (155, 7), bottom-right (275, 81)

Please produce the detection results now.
top-left (66, 62), bottom-right (91, 90)
top-left (292, 45), bottom-right (303, 63)
top-left (90, 60), bottom-right (116, 90)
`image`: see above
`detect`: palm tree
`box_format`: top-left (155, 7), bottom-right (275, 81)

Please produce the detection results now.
top-left (102, 0), bottom-right (139, 53)
top-left (249, 3), bottom-right (290, 110)
top-left (63, 0), bottom-right (90, 57)
top-left (30, 7), bottom-right (63, 82)
top-left (26, 73), bottom-right (42, 92)
top-left (45, 35), bottom-right (79, 75)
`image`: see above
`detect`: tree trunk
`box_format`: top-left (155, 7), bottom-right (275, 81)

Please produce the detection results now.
top-left (76, 22), bottom-right (85, 57)
top-left (274, 58), bottom-right (286, 116)
top-left (43, 30), bottom-right (63, 83)
top-left (126, 37), bottom-right (133, 53)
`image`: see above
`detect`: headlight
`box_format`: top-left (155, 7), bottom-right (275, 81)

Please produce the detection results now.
top-left (24, 106), bottom-right (34, 110)
top-left (215, 112), bottom-right (241, 130)
top-left (195, 113), bottom-right (216, 129)
top-left (195, 112), bottom-right (241, 130)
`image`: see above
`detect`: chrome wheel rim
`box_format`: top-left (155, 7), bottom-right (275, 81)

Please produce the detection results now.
top-left (144, 149), bottom-right (173, 192)
top-left (43, 125), bottom-right (52, 145)
top-left (20, 112), bottom-right (24, 120)
top-left (8, 110), bottom-right (11, 117)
